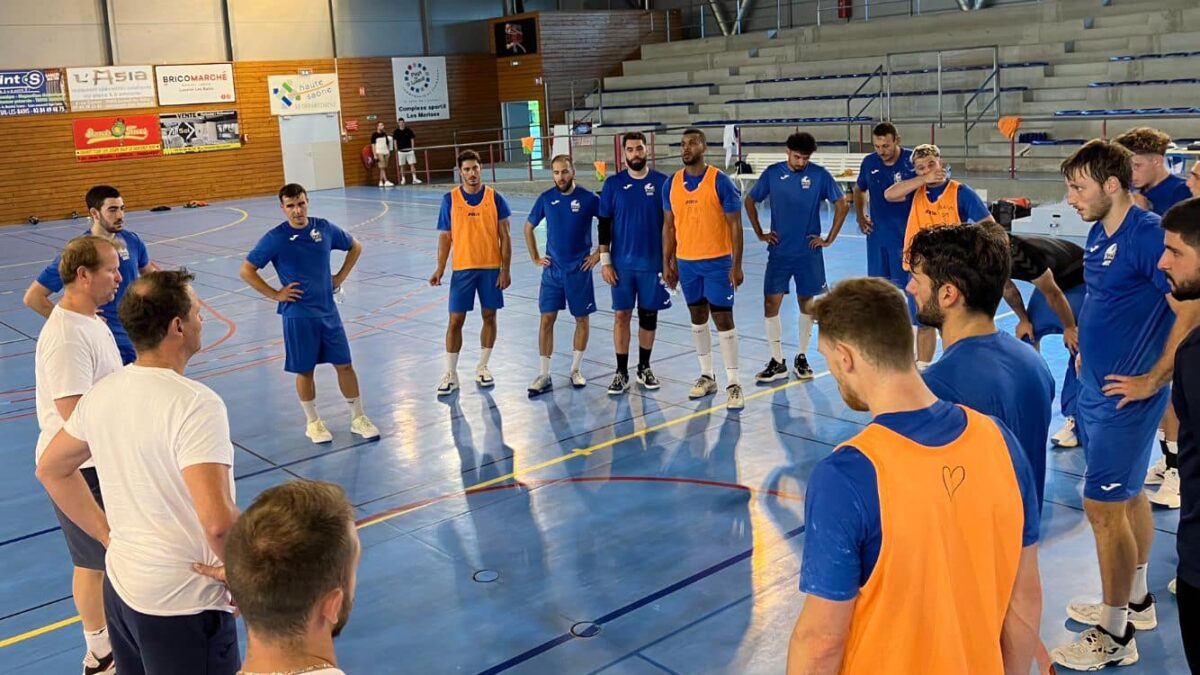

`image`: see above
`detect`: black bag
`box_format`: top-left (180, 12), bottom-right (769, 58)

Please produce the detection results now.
top-left (733, 160), bottom-right (753, 174)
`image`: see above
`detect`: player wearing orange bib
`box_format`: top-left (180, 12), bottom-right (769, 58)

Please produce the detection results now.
top-left (787, 277), bottom-right (1043, 675)
top-left (884, 143), bottom-right (995, 368)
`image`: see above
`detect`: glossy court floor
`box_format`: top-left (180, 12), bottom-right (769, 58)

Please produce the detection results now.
top-left (0, 186), bottom-right (1187, 674)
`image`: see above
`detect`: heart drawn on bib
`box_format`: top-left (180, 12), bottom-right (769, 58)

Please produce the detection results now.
top-left (942, 465), bottom-right (966, 499)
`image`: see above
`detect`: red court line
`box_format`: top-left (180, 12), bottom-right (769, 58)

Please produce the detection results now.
top-left (196, 295), bottom-right (237, 353)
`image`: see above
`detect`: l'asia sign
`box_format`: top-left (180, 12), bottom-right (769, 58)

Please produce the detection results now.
top-left (72, 115), bottom-right (162, 162)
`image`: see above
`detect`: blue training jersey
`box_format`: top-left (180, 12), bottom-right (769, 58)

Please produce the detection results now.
top-left (599, 169), bottom-right (668, 272)
top-left (748, 161), bottom-right (844, 260)
top-left (856, 148), bottom-right (917, 249)
top-left (924, 331), bottom-right (1055, 507)
top-left (1142, 174), bottom-right (1192, 217)
top-left (246, 217), bottom-right (354, 318)
top-left (37, 229), bottom-right (149, 334)
top-left (527, 186), bottom-right (599, 269)
top-left (1078, 206), bottom-right (1173, 390)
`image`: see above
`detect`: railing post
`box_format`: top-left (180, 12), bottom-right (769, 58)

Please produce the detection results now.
top-left (424, 149), bottom-right (431, 184)
top-left (776, 0), bottom-right (782, 32)
top-left (598, 78), bottom-right (604, 126)
top-left (569, 80), bottom-right (576, 127)
top-left (667, 9), bottom-right (672, 41)
top-left (700, 6), bottom-right (705, 38)
top-left (937, 51), bottom-right (943, 127)
top-left (992, 46), bottom-right (1001, 118)
top-left (1010, 133), bottom-right (1016, 180)
top-left (817, 0), bottom-right (822, 26)
top-left (650, 131), bottom-right (656, 169)
top-left (489, 142), bottom-right (496, 184)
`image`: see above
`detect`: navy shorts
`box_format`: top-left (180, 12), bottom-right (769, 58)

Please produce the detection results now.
top-left (611, 269), bottom-right (672, 312)
top-left (283, 315), bottom-right (352, 374)
top-left (103, 579), bottom-right (239, 675)
top-left (866, 240), bottom-right (907, 288)
top-left (678, 256), bottom-right (735, 306)
top-left (539, 265), bottom-right (597, 317)
top-left (763, 254), bottom-right (827, 298)
top-left (448, 268), bottom-right (504, 314)
top-left (51, 467), bottom-right (105, 570)
top-left (1076, 383), bottom-right (1170, 502)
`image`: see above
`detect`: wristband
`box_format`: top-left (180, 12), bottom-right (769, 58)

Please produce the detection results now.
top-left (600, 252), bottom-right (612, 266)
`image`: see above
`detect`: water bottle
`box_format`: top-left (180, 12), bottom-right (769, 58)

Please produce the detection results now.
top-left (1050, 213), bottom-right (1061, 231)
top-left (334, 286), bottom-right (345, 304)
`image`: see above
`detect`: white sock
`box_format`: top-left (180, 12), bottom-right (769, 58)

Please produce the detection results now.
top-left (1167, 440), bottom-right (1179, 456)
top-left (477, 347), bottom-right (492, 368)
top-left (916, 360), bottom-right (931, 372)
top-left (1100, 604), bottom-right (1128, 636)
top-left (571, 350), bottom-right (584, 373)
top-left (691, 324), bottom-right (713, 377)
top-left (913, 325), bottom-right (920, 359)
top-left (1132, 564), bottom-right (1149, 605)
top-left (446, 352), bottom-right (459, 377)
top-left (346, 396), bottom-right (364, 419)
top-left (765, 315), bottom-right (784, 362)
top-left (718, 329), bottom-right (740, 386)
top-left (798, 313), bottom-right (814, 355)
top-left (1157, 428), bottom-right (1166, 442)
top-left (540, 355), bottom-right (551, 376)
top-left (300, 400), bottom-right (319, 424)
top-left (84, 626), bottom-right (110, 658)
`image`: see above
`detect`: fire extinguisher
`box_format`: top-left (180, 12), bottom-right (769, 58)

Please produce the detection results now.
top-left (838, 0), bottom-right (852, 19)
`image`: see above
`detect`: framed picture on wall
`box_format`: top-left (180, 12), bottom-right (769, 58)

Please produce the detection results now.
top-left (494, 17), bottom-right (537, 56)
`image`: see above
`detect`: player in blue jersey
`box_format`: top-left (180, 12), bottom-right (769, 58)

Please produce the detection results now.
top-left (241, 184), bottom-right (380, 445)
top-left (1050, 141), bottom-right (1200, 671)
top-left (744, 132), bottom-right (849, 382)
top-left (908, 223), bottom-right (1055, 507)
top-left (523, 155), bottom-right (600, 396)
top-left (598, 132), bottom-right (671, 395)
top-left (854, 122), bottom-right (917, 292)
top-left (24, 185), bottom-right (152, 365)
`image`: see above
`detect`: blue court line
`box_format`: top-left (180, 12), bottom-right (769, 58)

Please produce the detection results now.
top-left (477, 523), bottom-right (807, 675)
top-left (0, 527), bottom-right (60, 549)
top-left (0, 595), bottom-right (70, 622)
top-left (634, 654), bottom-right (681, 675)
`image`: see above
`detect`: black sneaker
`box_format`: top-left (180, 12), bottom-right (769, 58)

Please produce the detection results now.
top-left (755, 358), bottom-right (788, 383)
top-left (636, 365), bottom-right (661, 390)
top-left (607, 372), bottom-right (630, 395)
top-left (793, 353), bottom-right (814, 380)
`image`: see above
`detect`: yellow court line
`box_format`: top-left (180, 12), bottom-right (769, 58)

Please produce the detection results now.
top-left (0, 370), bottom-right (827, 648)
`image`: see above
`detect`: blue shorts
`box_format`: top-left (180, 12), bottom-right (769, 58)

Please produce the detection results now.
top-left (282, 315), bottom-right (352, 374)
top-left (764, 254), bottom-right (827, 298)
top-left (108, 324), bottom-right (137, 365)
top-left (449, 268), bottom-right (504, 314)
top-left (1076, 383), bottom-right (1170, 502)
top-left (611, 269), bottom-right (672, 312)
top-left (539, 265), bottom-right (597, 317)
top-left (866, 239), bottom-right (907, 288)
top-left (678, 256), bottom-right (734, 307)
top-left (1029, 283), bottom-right (1086, 341)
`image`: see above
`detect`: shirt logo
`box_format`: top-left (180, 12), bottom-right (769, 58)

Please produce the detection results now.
top-left (550, 199), bottom-right (561, 206)
top-left (1089, 244), bottom-right (1101, 253)
top-left (870, 169), bottom-right (880, 175)
top-left (801, 176), bottom-right (812, 189)
top-left (570, 199), bottom-right (581, 213)
top-left (1102, 243), bottom-right (1118, 267)
top-left (623, 183), bottom-right (633, 190)
top-left (118, 248), bottom-right (130, 261)
top-left (310, 228), bottom-right (322, 243)
top-left (1100, 482), bottom-right (1122, 492)
top-left (779, 174), bottom-right (790, 181)
top-left (943, 465), bottom-right (966, 499)
top-left (289, 234), bottom-right (300, 241)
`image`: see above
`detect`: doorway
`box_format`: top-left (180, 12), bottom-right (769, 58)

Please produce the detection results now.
top-left (279, 113), bottom-right (345, 191)
top-left (501, 100), bottom-right (542, 163)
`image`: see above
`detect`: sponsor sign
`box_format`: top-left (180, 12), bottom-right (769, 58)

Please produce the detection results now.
top-left (73, 115), bottom-right (162, 162)
top-left (268, 73), bottom-right (340, 115)
top-left (67, 65), bottom-right (156, 111)
top-left (156, 64), bottom-right (236, 105)
top-left (391, 57), bottom-right (450, 121)
top-left (0, 68), bottom-right (67, 116)
top-left (160, 110), bottom-right (241, 155)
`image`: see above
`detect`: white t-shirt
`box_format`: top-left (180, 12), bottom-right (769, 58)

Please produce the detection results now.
top-left (34, 305), bottom-right (123, 468)
top-left (64, 365), bottom-right (237, 616)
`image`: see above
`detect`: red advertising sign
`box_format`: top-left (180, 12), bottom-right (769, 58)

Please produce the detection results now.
top-left (72, 115), bottom-right (162, 162)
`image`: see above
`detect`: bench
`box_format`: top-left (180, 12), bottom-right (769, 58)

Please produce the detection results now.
top-left (736, 151), bottom-right (869, 191)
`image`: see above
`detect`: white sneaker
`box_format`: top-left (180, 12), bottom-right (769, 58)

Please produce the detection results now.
top-left (528, 373), bottom-right (553, 397)
top-left (378, 180), bottom-right (385, 187)
top-left (412, 177), bottom-right (423, 184)
top-left (726, 384), bottom-right (745, 410)
top-left (1144, 455), bottom-right (1168, 486)
top-left (1149, 468), bottom-right (1181, 508)
top-left (305, 419), bottom-right (333, 444)
top-left (1051, 626), bottom-right (1138, 671)
top-left (350, 415), bottom-right (380, 439)
top-left (476, 365), bottom-right (495, 388)
top-left (1052, 417), bottom-right (1079, 448)
top-left (83, 650), bottom-right (116, 675)
top-left (1169, 578), bottom-right (1177, 595)
top-left (570, 369), bottom-right (586, 388)
top-left (1066, 599), bottom-right (1157, 631)
top-left (436, 372), bottom-right (459, 397)
top-left (689, 374), bottom-right (717, 398)
top-left (399, 176), bottom-right (407, 185)
top-left (382, 180), bottom-right (395, 187)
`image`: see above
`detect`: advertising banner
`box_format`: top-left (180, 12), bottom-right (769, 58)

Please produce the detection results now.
top-left (268, 73), bottom-right (340, 115)
top-left (391, 57), bottom-right (450, 121)
top-left (160, 110), bottom-right (241, 154)
top-left (156, 64), bottom-right (236, 105)
top-left (67, 66), bottom-right (156, 111)
top-left (0, 68), bottom-right (67, 116)
top-left (72, 115), bottom-right (162, 162)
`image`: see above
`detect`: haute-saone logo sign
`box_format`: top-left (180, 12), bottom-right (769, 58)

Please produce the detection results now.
top-left (391, 57), bottom-right (449, 121)
top-left (267, 73), bottom-right (341, 116)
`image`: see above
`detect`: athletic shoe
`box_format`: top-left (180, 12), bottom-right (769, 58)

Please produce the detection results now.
top-left (350, 415), bottom-right (380, 440)
top-left (382, 180), bottom-right (395, 187)
top-left (689, 374), bottom-right (717, 398)
top-left (83, 651), bottom-right (116, 675)
top-left (476, 365), bottom-right (495, 388)
top-left (305, 419), bottom-right (333, 444)
top-left (793, 353), bottom-right (814, 380)
top-left (755, 358), bottom-right (788, 383)
top-left (636, 365), bottom-right (661, 390)
top-left (1145, 455), bottom-right (1168, 486)
top-left (726, 384), bottom-right (745, 410)
top-left (436, 373), bottom-right (459, 397)
top-left (1169, 578), bottom-right (1177, 595)
top-left (607, 372), bottom-right (630, 395)
top-left (1051, 625), bottom-right (1138, 671)
top-left (1052, 417), bottom-right (1080, 448)
top-left (412, 177), bottom-right (423, 184)
top-left (378, 180), bottom-right (385, 187)
top-left (1149, 468), bottom-right (1181, 508)
top-left (1067, 597), bottom-right (1157, 631)
top-left (399, 177), bottom-right (407, 185)
top-left (570, 370), bottom-right (587, 388)
top-left (528, 374), bottom-right (553, 397)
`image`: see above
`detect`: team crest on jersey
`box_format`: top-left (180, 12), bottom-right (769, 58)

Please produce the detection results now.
top-left (570, 199), bottom-right (581, 213)
top-left (117, 248), bottom-right (130, 261)
top-left (801, 176), bottom-right (812, 189)
top-left (1102, 243), bottom-right (1118, 266)
top-left (644, 182), bottom-right (656, 196)
top-left (310, 227), bottom-right (323, 243)
top-left (893, 171), bottom-right (904, 184)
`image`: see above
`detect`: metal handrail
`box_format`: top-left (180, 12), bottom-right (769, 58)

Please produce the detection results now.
top-left (961, 56), bottom-right (1002, 159)
top-left (845, 65), bottom-right (885, 149)
top-left (565, 77), bottom-right (604, 127)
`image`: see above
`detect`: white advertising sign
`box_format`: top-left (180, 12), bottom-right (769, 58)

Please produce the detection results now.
top-left (268, 73), bottom-right (341, 116)
top-left (156, 64), bottom-right (236, 106)
top-left (67, 65), bottom-right (156, 111)
top-left (391, 57), bottom-right (450, 121)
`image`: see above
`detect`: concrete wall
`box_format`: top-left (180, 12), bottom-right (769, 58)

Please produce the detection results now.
top-left (334, 0), bottom-right (426, 57)
top-left (111, 0), bottom-right (228, 64)
top-left (0, 0), bottom-right (109, 68)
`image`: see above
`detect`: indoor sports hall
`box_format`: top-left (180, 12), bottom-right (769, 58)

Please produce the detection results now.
top-left (0, 0), bottom-right (1196, 673)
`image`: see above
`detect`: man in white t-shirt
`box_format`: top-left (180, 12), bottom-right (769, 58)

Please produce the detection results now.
top-left (369, 121), bottom-right (394, 187)
top-left (37, 270), bottom-right (241, 675)
top-left (196, 479), bottom-right (359, 675)
top-left (34, 235), bottom-right (124, 675)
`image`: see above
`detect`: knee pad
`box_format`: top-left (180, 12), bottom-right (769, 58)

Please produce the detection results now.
top-left (637, 309), bottom-right (658, 332)
top-left (687, 299), bottom-right (709, 310)
top-left (708, 304), bottom-right (733, 315)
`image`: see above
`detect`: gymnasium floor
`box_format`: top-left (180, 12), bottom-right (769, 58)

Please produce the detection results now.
top-left (0, 186), bottom-right (1187, 674)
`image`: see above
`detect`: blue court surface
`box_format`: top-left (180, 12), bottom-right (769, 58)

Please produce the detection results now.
top-left (0, 186), bottom-right (1186, 673)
